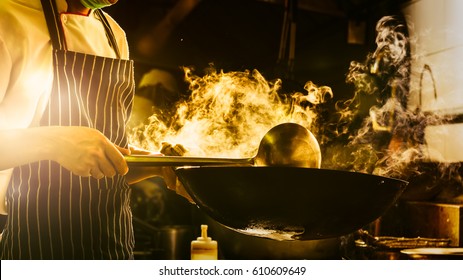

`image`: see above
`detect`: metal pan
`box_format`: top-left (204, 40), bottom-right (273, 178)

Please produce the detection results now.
top-left (401, 248), bottom-right (463, 260)
top-left (174, 166), bottom-right (408, 240)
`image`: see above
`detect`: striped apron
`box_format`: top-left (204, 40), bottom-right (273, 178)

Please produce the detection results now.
top-left (0, 0), bottom-right (135, 259)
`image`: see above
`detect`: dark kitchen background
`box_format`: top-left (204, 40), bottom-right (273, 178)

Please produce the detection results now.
top-left (106, 0), bottom-right (405, 100)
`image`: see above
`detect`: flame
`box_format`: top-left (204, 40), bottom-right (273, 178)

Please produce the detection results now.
top-left (129, 67), bottom-right (331, 158)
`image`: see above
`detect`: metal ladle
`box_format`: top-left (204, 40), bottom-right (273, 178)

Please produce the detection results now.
top-left (125, 122), bottom-right (321, 168)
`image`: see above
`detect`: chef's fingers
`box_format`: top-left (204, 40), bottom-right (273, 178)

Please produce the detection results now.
top-left (160, 142), bottom-right (173, 155)
top-left (98, 157), bottom-right (117, 178)
top-left (160, 142), bottom-right (192, 202)
top-left (172, 144), bottom-right (188, 156)
top-left (160, 142), bottom-right (188, 156)
top-left (89, 167), bottom-right (105, 180)
top-left (105, 145), bottom-right (129, 175)
top-left (117, 145), bottom-right (131, 156)
top-left (127, 144), bottom-right (152, 155)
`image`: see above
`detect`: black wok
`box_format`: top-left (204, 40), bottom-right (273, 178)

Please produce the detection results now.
top-left (174, 166), bottom-right (408, 240)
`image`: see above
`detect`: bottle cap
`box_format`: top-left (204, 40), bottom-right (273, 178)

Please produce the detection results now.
top-left (196, 224), bottom-right (212, 241)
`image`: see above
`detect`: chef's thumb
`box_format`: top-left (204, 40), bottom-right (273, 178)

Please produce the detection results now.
top-left (117, 146), bottom-right (131, 156)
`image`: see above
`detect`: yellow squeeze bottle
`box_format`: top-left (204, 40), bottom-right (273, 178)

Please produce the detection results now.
top-left (191, 224), bottom-right (218, 260)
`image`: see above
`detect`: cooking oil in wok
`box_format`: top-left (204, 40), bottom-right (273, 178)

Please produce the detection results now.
top-left (234, 225), bottom-right (305, 241)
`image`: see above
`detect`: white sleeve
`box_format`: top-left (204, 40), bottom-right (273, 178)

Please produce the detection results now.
top-left (0, 38), bottom-right (15, 215)
top-left (0, 168), bottom-right (12, 215)
top-left (0, 37), bottom-right (12, 104)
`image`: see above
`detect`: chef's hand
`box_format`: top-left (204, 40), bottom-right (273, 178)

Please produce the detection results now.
top-left (51, 126), bottom-right (129, 179)
top-left (123, 144), bottom-right (165, 184)
top-left (127, 144), bottom-right (161, 156)
top-left (160, 142), bottom-right (194, 203)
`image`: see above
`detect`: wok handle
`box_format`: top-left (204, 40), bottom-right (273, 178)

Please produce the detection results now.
top-left (125, 155), bottom-right (254, 166)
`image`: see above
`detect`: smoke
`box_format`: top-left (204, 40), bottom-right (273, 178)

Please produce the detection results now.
top-left (330, 16), bottom-right (462, 202)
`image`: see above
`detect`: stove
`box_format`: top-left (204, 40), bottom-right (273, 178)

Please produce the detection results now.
top-left (349, 199), bottom-right (463, 259)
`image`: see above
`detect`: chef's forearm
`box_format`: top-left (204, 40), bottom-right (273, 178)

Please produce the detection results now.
top-left (0, 127), bottom-right (55, 170)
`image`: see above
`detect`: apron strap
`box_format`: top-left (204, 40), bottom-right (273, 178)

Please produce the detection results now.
top-left (95, 10), bottom-right (121, 59)
top-left (41, 0), bottom-right (67, 50)
top-left (40, 0), bottom-right (121, 59)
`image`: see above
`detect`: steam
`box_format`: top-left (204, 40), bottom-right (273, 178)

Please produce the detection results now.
top-left (335, 16), bottom-right (461, 201)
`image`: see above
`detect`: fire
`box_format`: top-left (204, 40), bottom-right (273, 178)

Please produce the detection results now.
top-left (129, 67), bottom-right (331, 159)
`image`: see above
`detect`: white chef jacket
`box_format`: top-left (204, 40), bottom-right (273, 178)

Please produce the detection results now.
top-left (0, 0), bottom-right (130, 214)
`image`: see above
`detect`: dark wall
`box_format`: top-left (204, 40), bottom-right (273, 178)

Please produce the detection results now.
top-left (106, 0), bottom-right (405, 99)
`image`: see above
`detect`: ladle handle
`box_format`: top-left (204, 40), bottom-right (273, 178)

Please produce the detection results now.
top-left (125, 155), bottom-right (254, 167)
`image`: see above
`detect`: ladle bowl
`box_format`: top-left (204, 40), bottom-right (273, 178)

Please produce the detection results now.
top-left (254, 122), bottom-right (321, 167)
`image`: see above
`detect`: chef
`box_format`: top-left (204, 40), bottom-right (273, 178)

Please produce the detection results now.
top-left (0, 0), bottom-right (178, 259)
